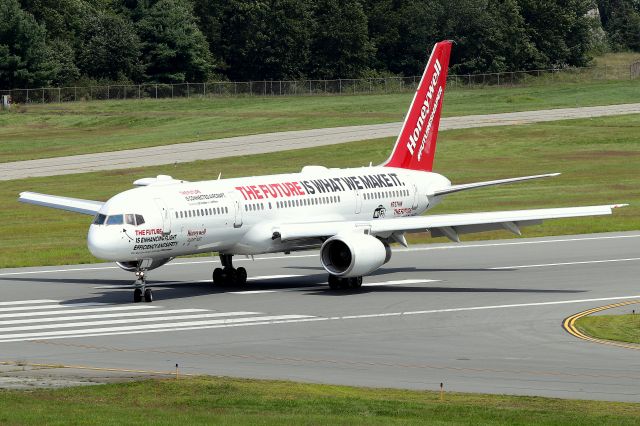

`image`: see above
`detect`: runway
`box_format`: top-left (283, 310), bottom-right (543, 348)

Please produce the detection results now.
top-left (2, 103), bottom-right (640, 180)
top-left (1, 231), bottom-right (639, 401)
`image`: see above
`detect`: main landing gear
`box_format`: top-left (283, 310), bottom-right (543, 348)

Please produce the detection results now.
top-left (328, 274), bottom-right (363, 290)
top-left (213, 254), bottom-right (247, 286)
top-left (132, 270), bottom-right (153, 303)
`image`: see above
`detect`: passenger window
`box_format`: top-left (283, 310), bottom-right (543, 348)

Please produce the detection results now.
top-left (93, 214), bottom-right (106, 225)
top-left (106, 214), bottom-right (123, 225)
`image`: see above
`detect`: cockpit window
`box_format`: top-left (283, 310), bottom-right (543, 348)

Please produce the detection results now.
top-left (135, 214), bottom-right (145, 225)
top-left (125, 214), bottom-right (136, 226)
top-left (106, 214), bottom-right (124, 225)
top-left (93, 213), bottom-right (106, 225)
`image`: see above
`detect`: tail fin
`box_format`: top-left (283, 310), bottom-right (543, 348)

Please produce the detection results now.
top-left (383, 40), bottom-right (452, 172)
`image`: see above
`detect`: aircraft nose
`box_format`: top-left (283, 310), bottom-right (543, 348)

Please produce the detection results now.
top-left (88, 225), bottom-right (126, 260)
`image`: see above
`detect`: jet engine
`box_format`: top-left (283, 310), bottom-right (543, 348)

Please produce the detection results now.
top-left (320, 233), bottom-right (391, 277)
top-left (116, 257), bottom-right (173, 272)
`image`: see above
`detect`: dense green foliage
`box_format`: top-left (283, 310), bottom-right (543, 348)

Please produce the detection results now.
top-left (1, 0), bottom-right (639, 88)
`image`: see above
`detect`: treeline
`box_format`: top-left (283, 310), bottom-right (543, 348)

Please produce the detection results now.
top-left (1, 0), bottom-right (639, 89)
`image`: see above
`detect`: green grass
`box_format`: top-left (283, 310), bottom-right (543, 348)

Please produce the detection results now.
top-left (575, 314), bottom-right (640, 344)
top-left (1, 79), bottom-right (639, 163)
top-left (1, 114), bottom-right (638, 269)
top-left (0, 376), bottom-right (639, 425)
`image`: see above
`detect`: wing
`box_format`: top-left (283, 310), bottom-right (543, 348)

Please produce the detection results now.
top-left (19, 192), bottom-right (104, 215)
top-left (275, 204), bottom-right (627, 243)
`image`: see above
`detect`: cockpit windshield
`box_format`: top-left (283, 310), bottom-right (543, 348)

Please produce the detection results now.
top-left (94, 213), bottom-right (145, 226)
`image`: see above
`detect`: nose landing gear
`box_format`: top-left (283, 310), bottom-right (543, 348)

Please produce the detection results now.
top-left (133, 270), bottom-right (153, 303)
top-left (213, 254), bottom-right (247, 286)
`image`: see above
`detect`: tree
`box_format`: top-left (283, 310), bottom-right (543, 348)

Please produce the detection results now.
top-left (218, 0), bottom-right (313, 80)
top-left (307, 0), bottom-right (375, 79)
top-left (598, 0), bottom-right (640, 51)
top-left (137, 0), bottom-right (214, 82)
top-left (77, 11), bottom-right (142, 82)
top-left (0, 0), bottom-right (60, 88)
top-left (517, 0), bottom-right (594, 68)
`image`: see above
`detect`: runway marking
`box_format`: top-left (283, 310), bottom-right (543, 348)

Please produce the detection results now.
top-left (491, 257), bottom-right (640, 270)
top-left (227, 290), bottom-right (278, 295)
top-left (93, 275), bottom-right (302, 289)
top-left (563, 300), bottom-right (640, 351)
top-left (362, 279), bottom-right (439, 287)
top-left (0, 311), bottom-right (261, 332)
top-left (0, 299), bottom-right (59, 306)
top-left (0, 302), bottom-right (106, 312)
top-left (0, 305), bottom-right (156, 319)
top-left (2, 233), bottom-right (638, 277)
top-left (0, 300), bottom-right (313, 343)
top-left (0, 308), bottom-right (209, 325)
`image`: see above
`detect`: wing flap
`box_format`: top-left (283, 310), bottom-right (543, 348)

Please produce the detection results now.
top-left (19, 192), bottom-right (104, 215)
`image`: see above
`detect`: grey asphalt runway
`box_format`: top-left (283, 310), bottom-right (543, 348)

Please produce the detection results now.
top-left (2, 103), bottom-right (640, 180)
top-left (1, 231), bottom-right (639, 401)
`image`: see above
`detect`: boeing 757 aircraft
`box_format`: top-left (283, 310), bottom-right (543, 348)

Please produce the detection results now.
top-left (20, 41), bottom-right (626, 302)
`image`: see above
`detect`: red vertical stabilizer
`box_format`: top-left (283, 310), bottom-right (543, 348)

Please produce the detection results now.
top-left (383, 40), bottom-right (452, 172)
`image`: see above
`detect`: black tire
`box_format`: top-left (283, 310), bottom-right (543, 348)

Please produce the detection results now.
top-left (133, 288), bottom-right (142, 303)
top-left (225, 267), bottom-right (237, 286)
top-left (144, 288), bottom-right (153, 303)
top-left (213, 267), bottom-right (223, 285)
top-left (352, 276), bottom-right (363, 289)
top-left (328, 274), bottom-right (340, 290)
top-left (236, 267), bottom-right (247, 285)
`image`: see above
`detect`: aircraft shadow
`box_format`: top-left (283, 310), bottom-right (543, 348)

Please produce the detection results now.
top-left (2, 274), bottom-right (584, 305)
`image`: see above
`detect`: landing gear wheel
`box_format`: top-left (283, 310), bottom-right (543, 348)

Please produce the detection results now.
top-left (133, 288), bottom-right (142, 303)
top-left (328, 274), bottom-right (340, 290)
top-left (224, 267), bottom-right (237, 286)
top-left (349, 276), bottom-right (363, 289)
top-left (236, 267), bottom-right (247, 285)
top-left (144, 288), bottom-right (153, 303)
top-left (213, 267), bottom-right (223, 285)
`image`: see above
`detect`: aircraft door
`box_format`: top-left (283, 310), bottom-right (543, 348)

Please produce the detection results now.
top-left (411, 184), bottom-right (419, 209)
top-left (354, 189), bottom-right (362, 214)
top-left (154, 198), bottom-right (172, 234)
top-left (228, 191), bottom-right (243, 228)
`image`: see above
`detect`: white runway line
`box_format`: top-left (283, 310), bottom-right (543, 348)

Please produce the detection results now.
top-left (0, 303), bottom-right (106, 312)
top-left (0, 314), bottom-right (314, 342)
top-left (3, 233), bottom-right (639, 277)
top-left (0, 300), bottom-right (58, 306)
top-left (228, 290), bottom-right (278, 295)
top-left (0, 311), bottom-right (262, 332)
top-left (0, 308), bottom-right (209, 325)
top-left (491, 257), bottom-right (640, 270)
top-left (0, 305), bottom-right (157, 319)
top-left (363, 279), bottom-right (439, 287)
top-left (93, 275), bottom-right (302, 289)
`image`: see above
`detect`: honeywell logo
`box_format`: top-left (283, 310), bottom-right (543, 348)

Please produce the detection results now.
top-left (406, 58), bottom-right (442, 158)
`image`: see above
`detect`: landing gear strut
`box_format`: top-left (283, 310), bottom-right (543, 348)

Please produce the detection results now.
top-left (213, 254), bottom-right (247, 286)
top-left (133, 270), bottom-right (153, 303)
top-left (328, 274), bottom-right (363, 290)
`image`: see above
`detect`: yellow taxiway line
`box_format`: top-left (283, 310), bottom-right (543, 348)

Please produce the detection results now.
top-left (563, 300), bottom-right (640, 350)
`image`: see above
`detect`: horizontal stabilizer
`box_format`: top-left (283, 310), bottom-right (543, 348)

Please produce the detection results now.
top-left (429, 173), bottom-right (560, 197)
top-left (19, 192), bottom-right (103, 215)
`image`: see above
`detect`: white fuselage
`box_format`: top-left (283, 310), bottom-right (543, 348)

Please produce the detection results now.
top-left (87, 166), bottom-right (451, 262)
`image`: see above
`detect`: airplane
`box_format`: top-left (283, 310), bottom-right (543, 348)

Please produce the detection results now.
top-left (19, 40), bottom-right (626, 303)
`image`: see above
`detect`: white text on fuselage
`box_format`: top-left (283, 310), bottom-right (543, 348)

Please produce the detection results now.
top-left (235, 173), bottom-right (404, 200)
top-left (406, 58), bottom-right (442, 159)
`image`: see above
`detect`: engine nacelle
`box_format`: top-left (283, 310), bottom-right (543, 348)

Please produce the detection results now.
top-left (320, 233), bottom-right (391, 277)
top-left (116, 257), bottom-right (173, 272)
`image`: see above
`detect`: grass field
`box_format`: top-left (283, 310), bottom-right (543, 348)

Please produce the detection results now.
top-left (1, 376), bottom-right (639, 424)
top-left (1, 79), bottom-right (639, 163)
top-left (575, 314), bottom-right (640, 344)
top-left (1, 114), bottom-right (637, 269)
